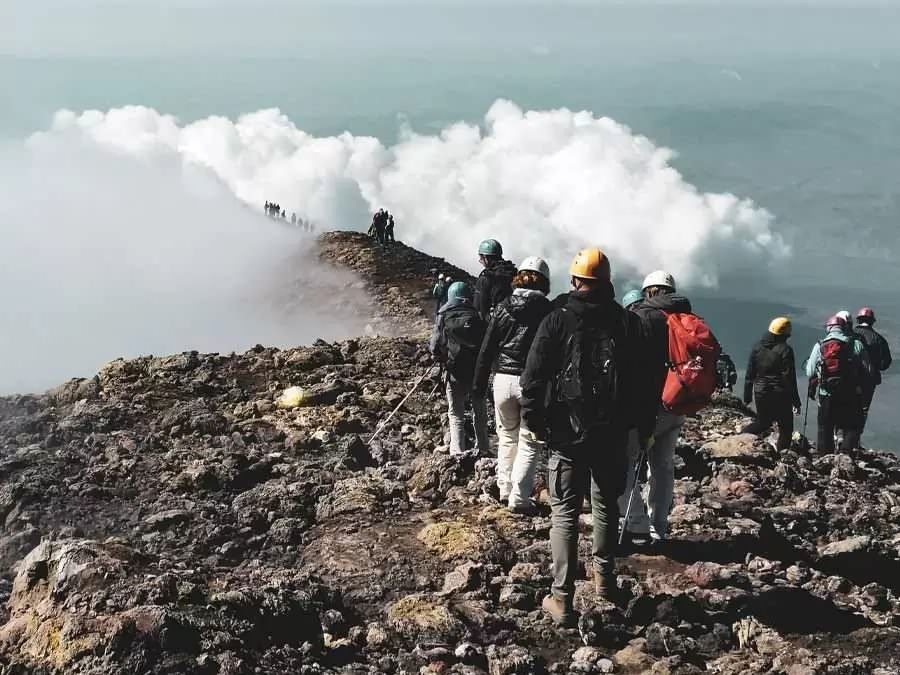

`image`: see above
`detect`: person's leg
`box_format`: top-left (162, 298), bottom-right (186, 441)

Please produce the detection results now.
top-left (817, 396), bottom-right (835, 453)
top-left (775, 398), bottom-right (794, 450)
top-left (493, 373), bottom-right (520, 500)
top-left (741, 393), bottom-right (775, 436)
top-left (508, 377), bottom-right (541, 509)
top-left (590, 462), bottom-right (621, 581)
top-left (647, 412), bottom-right (681, 540)
top-left (471, 388), bottom-right (490, 456)
top-left (837, 393), bottom-right (863, 452)
top-left (446, 379), bottom-right (467, 456)
top-left (548, 452), bottom-right (583, 608)
top-left (860, 385), bottom-right (875, 435)
top-left (617, 429), bottom-right (650, 534)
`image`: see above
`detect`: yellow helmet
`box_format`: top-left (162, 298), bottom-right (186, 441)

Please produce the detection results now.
top-left (569, 248), bottom-right (611, 280)
top-left (768, 317), bottom-right (792, 336)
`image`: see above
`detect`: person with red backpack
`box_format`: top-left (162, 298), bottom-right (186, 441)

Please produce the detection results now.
top-left (520, 248), bottom-right (655, 624)
top-left (429, 281), bottom-right (489, 457)
top-left (805, 314), bottom-right (872, 452)
top-left (624, 270), bottom-right (719, 545)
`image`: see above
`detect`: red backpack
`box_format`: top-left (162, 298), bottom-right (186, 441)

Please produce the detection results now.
top-left (818, 338), bottom-right (856, 394)
top-left (661, 312), bottom-right (722, 415)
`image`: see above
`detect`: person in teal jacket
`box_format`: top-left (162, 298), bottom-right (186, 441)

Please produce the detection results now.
top-left (805, 315), bottom-right (872, 452)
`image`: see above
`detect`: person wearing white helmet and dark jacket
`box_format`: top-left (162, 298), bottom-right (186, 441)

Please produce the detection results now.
top-left (473, 256), bottom-right (553, 514)
top-left (621, 270), bottom-right (691, 545)
top-left (741, 317), bottom-right (802, 450)
top-left (805, 314), bottom-right (872, 452)
top-left (854, 307), bottom-right (892, 434)
top-left (473, 239), bottom-right (517, 320)
top-left (430, 281), bottom-right (490, 457)
top-left (521, 248), bottom-right (656, 624)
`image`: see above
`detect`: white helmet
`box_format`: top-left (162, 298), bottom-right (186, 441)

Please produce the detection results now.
top-left (836, 310), bottom-right (852, 324)
top-left (519, 256), bottom-right (550, 279)
top-left (642, 270), bottom-right (676, 292)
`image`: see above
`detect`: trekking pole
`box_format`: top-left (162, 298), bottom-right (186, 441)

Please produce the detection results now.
top-left (803, 395), bottom-right (810, 436)
top-left (368, 366), bottom-right (436, 444)
top-left (618, 447), bottom-right (647, 546)
top-left (425, 365), bottom-right (445, 399)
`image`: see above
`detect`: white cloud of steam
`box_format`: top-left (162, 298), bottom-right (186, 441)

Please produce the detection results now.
top-left (40, 101), bottom-right (788, 293)
top-left (0, 132), bottom-right (373, 395)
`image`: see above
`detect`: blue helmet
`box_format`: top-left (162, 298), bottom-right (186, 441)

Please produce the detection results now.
top-left (447, 281), bottom-right (472, 302)
top-left (622, 289), bottom-right (643, 308)
top-left (477, 239), bottom-right (503, 257)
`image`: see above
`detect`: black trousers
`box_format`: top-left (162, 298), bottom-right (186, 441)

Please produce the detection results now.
top-left (742, 392), bottom-right (793, 450)
top-left (860, 385), bottom-right (876, 435)
top-left (817, 392), bottom-right (862, 453)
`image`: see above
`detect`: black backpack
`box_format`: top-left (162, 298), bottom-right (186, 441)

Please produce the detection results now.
top-left (554, 308), bottom-right (622, 441)
top-left (442, 306), bottom-right (485, 385)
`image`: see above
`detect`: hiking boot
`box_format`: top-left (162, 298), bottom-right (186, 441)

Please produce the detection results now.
top-left (542, 594), bottom-right (575, 627)
top-left (593, 571), bottom-right (621, 604)
top-left (508, 501), bottom-right (538, 516)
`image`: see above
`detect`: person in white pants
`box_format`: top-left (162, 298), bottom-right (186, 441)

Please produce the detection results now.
top-left (619, 410), bottom-right (683, 540)
top-left (473, 256), bottom-right (554, 513)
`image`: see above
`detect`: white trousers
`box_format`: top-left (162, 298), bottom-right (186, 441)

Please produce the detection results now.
top-left (493, 373), bottom-right (543, 507)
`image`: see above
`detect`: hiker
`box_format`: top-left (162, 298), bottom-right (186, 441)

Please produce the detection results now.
top-left (621, 270), bottom-right (694, 545)
top-left (264, 201), bottom-right (270, 216)
top-left (473, 257), bottom-right (553, 514)
top-left (432, 273), bottom-right (446, 305)
top-left (622, 289), bottom-right (643, 310)
top-left (716, 353), bottom-right (738, 392)
top-left (429, 281), bottom-right (489, 458)
top-left (385, 214), bottom-right (395, 244)
top-left (473, 239), bottom-right (517, 320)
top-left (741, 317), bottom-right (801, 450)
top-left (854, 307), bottom-right (892, 433)
top-left (805, 314), bottom-right (872, 452)
top-left (291, 213), bottom-right (297, 226)
top-left (521, 248), bottom-right (655, 623)
top-left (368, 210), bottom-right (383, 240)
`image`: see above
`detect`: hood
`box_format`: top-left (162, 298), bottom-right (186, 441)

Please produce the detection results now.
top-left (643, 292), bottom-right (692, 314)
top-left (760, 331), bottom-right (786, 347)
top-left (824, 327), bottom-right (850, 343)
top-left (438, 297), bottom-right (472, 314)
top-left (506, 288), bottom-right (551, 321)
top-left (482, 258), bottom-right (517, 279)
top-left (565, 284), bottom-right (619, 320)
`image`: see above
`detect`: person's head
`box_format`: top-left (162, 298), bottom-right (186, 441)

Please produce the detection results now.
top-left (836, 310), bottom-right (852, 325)
top-left (856, 307), bottom-right (876, 326)
top-left (513, 256), bottom-right (551, 294)
top-left (768, 316), bottom-right (792, 339)
top-left (641, 270), bottom-right (676, 298)
top-left (825, 314), bottom-right (846, 331)
top-left (477, 239), bottom-right (503, 267)
top-left (621, 289), bottom-right (643, 309)
top-left (446, 281), bottom-right (472, 303)
top-left (568, 248), bottom-right (611, 293)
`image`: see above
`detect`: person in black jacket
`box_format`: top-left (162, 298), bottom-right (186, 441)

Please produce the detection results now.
top-left (855, 307), bottom-right (893, 435)
top-left (473, 238), bottom-right (517, 320)
top-left (473, 256), bottom-right (553, 514)
top-left (741, 317), bottom-right (802, 450)
top-left (623, 270), bottom-right (690, 545)
top-left (521, 248), bottom-right (655, 625)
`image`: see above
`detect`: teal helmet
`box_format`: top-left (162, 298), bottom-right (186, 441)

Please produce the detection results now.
top-left (622, 289), bottom-right (643, 308)
top-left (447, 281), bottom-right (472, 302)
top-left (477, 239), bottom-right (503, 257)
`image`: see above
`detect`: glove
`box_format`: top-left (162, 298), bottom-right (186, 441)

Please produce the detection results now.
top-left (793, 406), bottom-right (801, 416)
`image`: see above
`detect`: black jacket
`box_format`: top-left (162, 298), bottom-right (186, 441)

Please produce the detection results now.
top-left (855, 325), bottom-right (892, 386)
top-left (743, 332), bottom-right (802, 409)
top-left (630, 293), bottom-right (693, 405)
top-left (520, 286), bottom-right (656, 449)
top-left (473, 290), bottom-right (553, 396)
top-left (474, 259), bottom-right (517, 320)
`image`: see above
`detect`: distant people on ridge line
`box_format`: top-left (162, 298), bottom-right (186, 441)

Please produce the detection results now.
top-left (431, 271), bottom-right (453, 310)
top-left (368, 208), bottom-right (397, 245)
top-left (741, 317), bottom-right (801, 450)
top-left (263, 201), bottom-right (315, 232)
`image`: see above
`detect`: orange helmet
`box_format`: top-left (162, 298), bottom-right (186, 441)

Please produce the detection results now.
top-left (569, 248), bottom-right (611, 280)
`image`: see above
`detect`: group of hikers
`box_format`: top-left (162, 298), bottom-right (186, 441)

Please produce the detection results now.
top-left (367, 209), bottom-right (396, 245)
top-left (263, 201), bottom-right (315, 232)
top-left (427, 238), bottom-right (892, 627)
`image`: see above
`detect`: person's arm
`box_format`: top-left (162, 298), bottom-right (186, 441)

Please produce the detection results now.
top-left (520, 313), bottom-right (561, 440)
top-left (785, 346), bottom-right (802, 410)
top-left (429, 314), bottom-right (443, 359)
top-left (473, 313), bottom-right (501, 397)
top-left (805, 343), bottom-right (820, 379)
top-left (743, 347), bottom-right (757, 404)
top-left (880, 334), bottom-right (892, 371)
